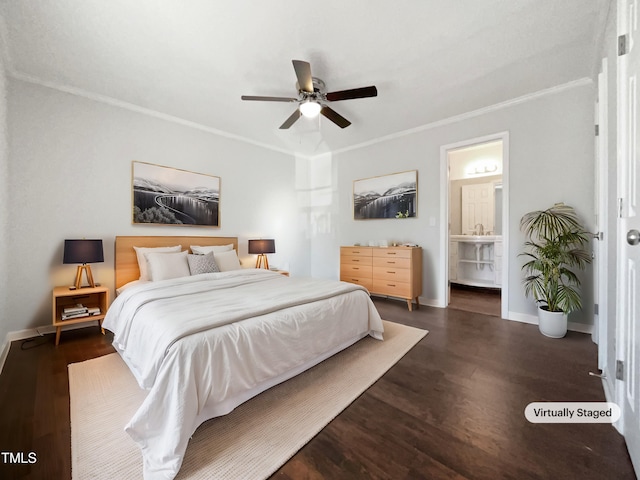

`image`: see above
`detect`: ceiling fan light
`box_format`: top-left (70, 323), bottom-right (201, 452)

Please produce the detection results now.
top-left (299, 100), bottom-right (321, 118)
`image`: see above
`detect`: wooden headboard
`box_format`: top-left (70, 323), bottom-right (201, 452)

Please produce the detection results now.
top-left (115, 236), bottom-right (239, 289)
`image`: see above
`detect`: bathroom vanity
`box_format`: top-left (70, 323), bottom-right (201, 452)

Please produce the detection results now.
top-left (449, 235), bottom-right (502, 288)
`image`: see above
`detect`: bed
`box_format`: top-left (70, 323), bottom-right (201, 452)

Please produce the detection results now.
top-left (103, 236), bottom-right (384, 480)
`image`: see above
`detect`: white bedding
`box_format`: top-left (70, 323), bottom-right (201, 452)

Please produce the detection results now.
top-left (102, 269), bottom-right (384, 480)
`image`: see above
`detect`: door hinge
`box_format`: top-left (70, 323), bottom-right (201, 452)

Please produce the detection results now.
top-left (595, 124), bottom-right (599, 136)
top-left (619, 198), bottom-right (624, 218)
top-left (619, 34), bottom-right (628, 56)
top-left (616, 360), bottom-right (624, 380)
top-left (594, 303), bottom-right (599, 315)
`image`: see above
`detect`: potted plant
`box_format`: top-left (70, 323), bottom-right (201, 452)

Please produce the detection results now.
top-left (519, 203), bottom-right (592, 338)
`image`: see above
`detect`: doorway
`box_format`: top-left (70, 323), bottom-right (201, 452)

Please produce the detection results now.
top-left (440, 132), bottom-right (509, 318)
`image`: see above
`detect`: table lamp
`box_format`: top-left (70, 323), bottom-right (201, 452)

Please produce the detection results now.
top-left (63, 239), bottom-right (104, 289)
top-left (248, 239), bottom-right (275, 269)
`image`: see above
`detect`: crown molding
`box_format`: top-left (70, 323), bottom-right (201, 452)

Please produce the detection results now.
top-left (8, 66), bottom-right (591, 162)
top-left (321, 77), bottom-right (594, 158)
top-left (9, 70), bottom-right (300, 158)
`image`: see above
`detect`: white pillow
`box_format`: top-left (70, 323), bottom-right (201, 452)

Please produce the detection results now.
top-left (133, 245), bottom-right (182, 281)
top-left (214, 249), bottom-right (242, 271)
top-left (190, 243), bottom-right (234, 255)
top-left (144, 251), bottom-right (190, 281)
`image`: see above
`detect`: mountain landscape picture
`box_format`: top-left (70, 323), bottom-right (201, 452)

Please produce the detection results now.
top-left (132, 161), bottom-right (220, 226)
top-left (353, 170), bottom-right (417, 219)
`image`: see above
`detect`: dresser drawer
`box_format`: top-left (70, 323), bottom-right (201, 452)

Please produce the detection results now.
top-left (371, 247), bottom-right (412, 259)
top-left (340, 247), bottom-right (372, 257)
top-left (340, 264), bottom-right (372, 277)
top-left (372, 266), bottom-right (411, 282)
top-left (372, 256), bottom-right (411, 269)
top-left (372, 279), bottom-right (412, 298)
top-left (341, 255), bottom-right (373, 266)
top-left (340, 275), bottom-right (373, 291)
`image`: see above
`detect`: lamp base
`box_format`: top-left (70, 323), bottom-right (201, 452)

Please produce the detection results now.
top-left (255, 254), bottom-right (270, 269)
top-left (73, 264), bottom-right (96, 290)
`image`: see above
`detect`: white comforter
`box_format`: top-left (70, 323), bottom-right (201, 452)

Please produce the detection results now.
top-left (103, 269), bottom-right (383, 480)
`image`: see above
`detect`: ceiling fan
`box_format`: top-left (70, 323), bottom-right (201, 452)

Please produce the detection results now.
top-left (241, 60), bottom-right (377, 129)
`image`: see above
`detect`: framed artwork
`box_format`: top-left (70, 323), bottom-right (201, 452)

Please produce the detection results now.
top-left (353, 170), bottom-right (417, 220)
top-left (132, 161), bottom-right (220, 227)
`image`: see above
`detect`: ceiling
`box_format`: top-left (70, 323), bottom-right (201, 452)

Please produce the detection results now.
top-left (0, 0), bottom-right (609, 157)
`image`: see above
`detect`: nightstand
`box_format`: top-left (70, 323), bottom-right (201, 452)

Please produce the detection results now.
top-left (52, 286), bottom-right (109, 345)
top-left (271, 270), bottom-right (290, 276)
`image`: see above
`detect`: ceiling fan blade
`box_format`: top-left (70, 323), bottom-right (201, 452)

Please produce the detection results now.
top-left (320, 106), bottom-right (351, 128)
top-left (241, 95), bottom-right (297, 102)
top-left (279, 109), bottom-right (302, 129)
top-left (325, 86), bottom-right (378, 102)
top-left (292, 60), bottom-right (313, 93)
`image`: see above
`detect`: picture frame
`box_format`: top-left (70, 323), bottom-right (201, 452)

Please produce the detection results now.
top-left (353, 170), bottom-right (417, 220)
top-left (132, 161), bottom-right (220, 227)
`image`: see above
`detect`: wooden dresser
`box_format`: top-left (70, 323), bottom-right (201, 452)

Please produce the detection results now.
top-left (340, 246), bottom-right (422, 311)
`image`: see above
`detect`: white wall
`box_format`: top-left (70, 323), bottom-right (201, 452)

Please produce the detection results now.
top-left (311, 81), bottom-right (596, 325)
top-left (5, 79), bottom-right (305, 337)
top-left (2, 74), bottom-right (597, 345)
top-left (0, 38), bottom-right (9, 352)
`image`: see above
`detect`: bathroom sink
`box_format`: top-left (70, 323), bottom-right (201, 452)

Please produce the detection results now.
top-left (450, 235), bottom-right (501, 242)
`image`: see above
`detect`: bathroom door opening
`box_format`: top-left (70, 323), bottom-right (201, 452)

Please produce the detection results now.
top-left (440, 133), bottom-right (509, 318)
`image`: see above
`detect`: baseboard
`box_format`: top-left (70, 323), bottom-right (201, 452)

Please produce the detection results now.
top-left (506, 311), bottom-right (593, 334)
top-left (0, 323), bottom-right (93, 375)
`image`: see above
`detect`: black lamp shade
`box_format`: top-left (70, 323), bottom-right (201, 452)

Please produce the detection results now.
top-left (63, 239), bottom-right (104, 264)
top-left (248, 239), bottom-right (275, 255)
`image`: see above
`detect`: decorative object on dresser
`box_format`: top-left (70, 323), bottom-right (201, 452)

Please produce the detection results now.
top-left (52, 285), bottom-right (108, 345)
top-left (353, 170), bottom-right (417, 220)
top-left (340, 245), bottom-right (422, 311)
top-left (132, 161), bottom-right (220, 227)
top-left (63, 239), bottom-right (104, 290)
top-left (248, 239), bottom-right (276, 269)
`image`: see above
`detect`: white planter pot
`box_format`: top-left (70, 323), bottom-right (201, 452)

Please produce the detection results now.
top-left (537, 307), bottom-right (568, 338)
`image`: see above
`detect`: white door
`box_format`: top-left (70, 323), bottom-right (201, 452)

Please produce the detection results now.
top-left (461, 183), bottom-right (494, 234)
top-left (618, 0), bottom-right (640, 473)
top-left (594, 59), bottom-right (609, 373)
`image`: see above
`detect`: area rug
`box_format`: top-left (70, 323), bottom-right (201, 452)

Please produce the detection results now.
top-left (69, 320), bottom-right (427, 480)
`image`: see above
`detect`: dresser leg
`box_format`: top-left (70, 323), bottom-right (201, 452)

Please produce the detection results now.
top-left (406, 299), bottom-right (413, 311)
top-left (415, 297), bottom-right (420, 309)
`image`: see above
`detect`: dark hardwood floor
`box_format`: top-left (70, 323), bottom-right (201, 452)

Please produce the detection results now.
top-left (449, 284), bottom-right (501, 317)
top-left (0, 298), bottom-right (635, 480)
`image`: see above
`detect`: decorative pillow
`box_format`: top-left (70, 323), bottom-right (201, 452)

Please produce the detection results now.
top-left (133, 245), bottom-right (182, 281)
top-left (144, 251), bottom-right (190, 281)
top-left (187, 252), bottom-right (220, 275)
top-left (214, 249), bottom-right (242, 272)
top-left (190, 243), bottom-right (234, 255)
